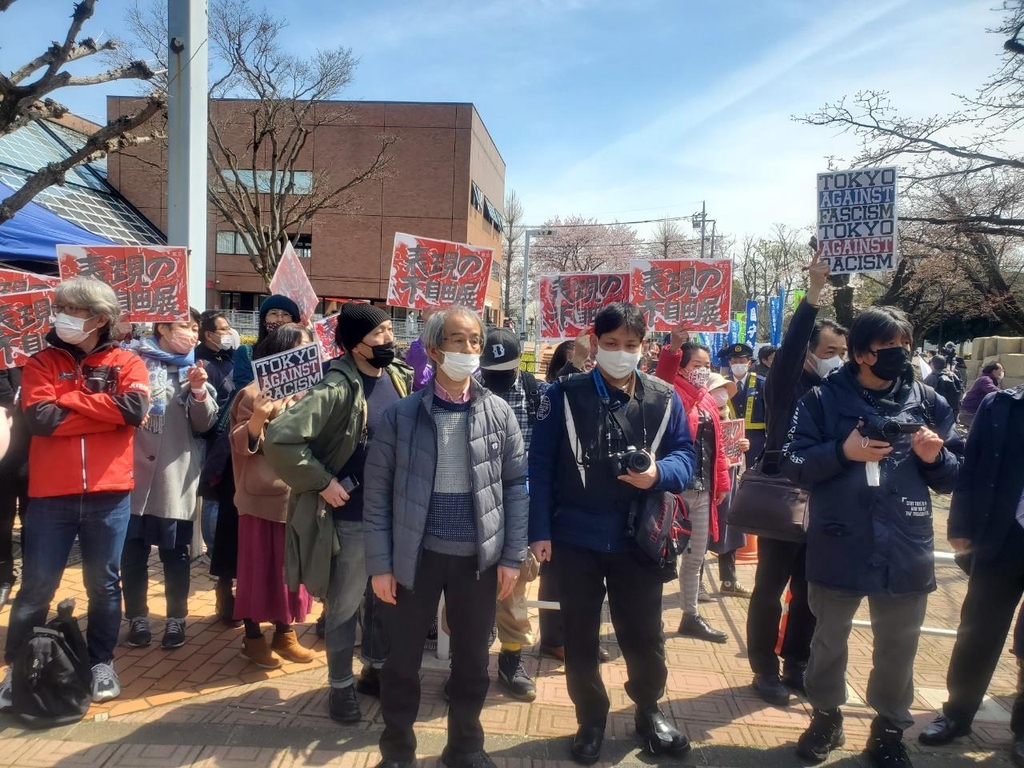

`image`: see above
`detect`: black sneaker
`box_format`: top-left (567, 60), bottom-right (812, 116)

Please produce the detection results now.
top-left (316, 611), bottom-right (326, 639)
top-left (162, 617), bottom-right (186, 649)
top-left (356, 665), bottom-right (380, 697)
top-left (634, 706), bottom-right (690, 756)
top-left (677, 613), bottom-right (728, 644)
top-left (440, 747), bottom-right (496, 768)
top-left (752, 674), bottom-right (791, 706)
top-left (424, 616), bottom-right (438, 651)
top-left (796, 708), bottom-right (845, 763)
top-left (866, 717), bottom-right (911, 768)
top-left (782, 662), bottom-right (807, 694)
top-left (328, 685), bottom-right (361, 723)
top-left (126, 616), bottom-right (152, 647)
top-left (497, 649), bottom-right (536, 702)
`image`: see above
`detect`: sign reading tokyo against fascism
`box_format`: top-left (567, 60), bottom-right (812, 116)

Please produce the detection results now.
top-left (538, 272), bottom-right (630, 340)
top-left (56, 245), bottom-right (189, 322)
top-left (0, 269), bottom-right (59, 295)
top-left (0, 289), bottom-right (54, 370)
top-left (628, 259), bottom-right (732, 332)
top-left (817, 166), bottom-right (898, 274)
top-left (387, 233), bottom-right (494, 313)
top-left (251, 342), bottom-right (324, 400)
top-left (270, 243), bottom-right (319, 323)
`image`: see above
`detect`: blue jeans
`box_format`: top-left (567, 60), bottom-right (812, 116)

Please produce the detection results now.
top-left (5, 492), bottom-right (131, 666)
top-left (326, 520), bottom-right (366, 688)
top-left (201, 499), bottom-right (219, 559)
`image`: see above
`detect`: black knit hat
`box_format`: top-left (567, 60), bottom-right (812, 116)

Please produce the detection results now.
top-left (337, 303), bottom-right (390, 351)
top-left (259, 294), bottom-right (300, 324)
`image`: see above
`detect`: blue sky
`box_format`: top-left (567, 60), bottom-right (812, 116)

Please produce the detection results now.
top-left (0, 0), bottom-right (1005, 242)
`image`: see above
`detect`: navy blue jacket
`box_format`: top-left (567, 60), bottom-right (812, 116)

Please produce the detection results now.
top-left (782, 365), bottom-right (962, 595)
top-left (528, 373), bottom-right (695, 552)
top-left (948, 385), bottom-right (1024, 565)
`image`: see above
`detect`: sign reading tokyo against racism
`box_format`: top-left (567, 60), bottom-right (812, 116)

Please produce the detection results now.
top-left (387, 233), bottom-right (494, 313)
top-left (252, 342), bottom-right (324, 400)
top-left (629, 258), bottom-right (732, 332)
top-left (270, 243), bottom-right (319, 323)
top-left (56, 245), bottom-right (189, 322)
top-left (0, 269), bottom-right (59, 295)
top-left (313, 315), bottom-right (342, 362)
top-left (817, 166), bottom-right (898, 275)
top-left (0, 289), bottom-right (54, 370)
top-left (538, 272), bottom-right (630, 340)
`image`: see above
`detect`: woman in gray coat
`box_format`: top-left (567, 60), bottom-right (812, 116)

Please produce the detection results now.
top-left (121, 309), bottom-right (218, 650)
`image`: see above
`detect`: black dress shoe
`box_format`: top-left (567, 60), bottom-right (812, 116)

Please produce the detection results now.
top-left (678, 613), bottom-right (728, 644)
top-left (440, 748), bottom-right (497, 768)
top-left (570, 724), bottom-right (605, 765)
top-left (374, 760), bottom-right (414, 768)
top-left (598, 647), bottom-right (610, 663)
top-left (356, 666), bottom-right (380, 697)
top-left (0, 583), bottom-right (12, 609)
top-left (635, 707), bottom-right (690, 756)
top-left (918, 713), bottom-right (971, 745)
top-left (328, 685), bottom-right (361, 723)
top-left (752, 674), bottom-right (791, 706)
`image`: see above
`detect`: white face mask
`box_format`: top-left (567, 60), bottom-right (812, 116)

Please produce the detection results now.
top-left (730, 363), bottom-right (749, 379)
top-left (711, 388), bottom-right (730, 408)
top-left (53, 313), bottom-right (94, 345)
top-left (595, 347), bottom-right (640, 380)
top-left (683, 366), bottom-right (711, 390)
top-left (218, 332), bottom-right (235, 350)
top-left (439, 351), bottom-right (479, 382)
top-left (811, 352), bottom-right (844, 378)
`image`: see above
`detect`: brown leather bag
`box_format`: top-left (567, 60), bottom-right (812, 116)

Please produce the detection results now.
top-left (726, 453), bottom-right (809, 542)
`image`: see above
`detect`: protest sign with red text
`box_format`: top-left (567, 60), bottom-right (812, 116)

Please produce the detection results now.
top-left (0, 269), bottom-right (59, 295)
top-left (56, 245), bottom-right (189, 323)
top-left (269, 243), bottom-right (319, 323)
top-left (0, 289), bottom-right (54, 370)
top-left (313, 315), bottom-right (342, 361)
top-left (629, 258), bottom-right (732, 332)
top-left (539, 272), bottom-right (630, 340)
top-left (720, 419), bottom-right (746, 467)
top-left (387, 233), bottom-right (493, 313)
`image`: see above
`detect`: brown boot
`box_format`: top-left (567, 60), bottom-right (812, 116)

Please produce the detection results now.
top-left (272, 629), bottom-right (316, 663)
top-left (216, 578), bottom-right (242, 628)
top-left (241, 635), bottom-right (282, 669)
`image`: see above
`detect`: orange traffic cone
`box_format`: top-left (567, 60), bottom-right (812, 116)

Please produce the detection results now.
top-left (734, 533), bottom-right (759, 564)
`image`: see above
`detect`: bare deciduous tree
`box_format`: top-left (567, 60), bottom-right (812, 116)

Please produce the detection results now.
top-left (0, 0), bottom-right (162, 225)
top-left (530, 215), bottom-right (642, 274)
top-left (645, 218), bottom-right (697, 260)
top-left (501, 190), bottom-right (525, 319)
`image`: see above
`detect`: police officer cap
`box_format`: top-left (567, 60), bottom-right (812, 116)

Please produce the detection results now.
top-left (717, 342), bottom-right (753, 360)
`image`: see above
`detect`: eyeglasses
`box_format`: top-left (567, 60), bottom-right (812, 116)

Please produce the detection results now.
top-left (53, 305), bottom-right (90, 316)
top-left (443, 335), bottom-right (483, 351)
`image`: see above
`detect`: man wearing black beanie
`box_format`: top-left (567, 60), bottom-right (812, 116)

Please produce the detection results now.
top-left (266, 302), bottom-right (412, 724)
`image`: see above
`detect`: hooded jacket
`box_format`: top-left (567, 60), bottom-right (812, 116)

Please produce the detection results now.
top-left (782, 365), bottom-right (961, 595)
top-left (21, 332), bottom-right (150, 498)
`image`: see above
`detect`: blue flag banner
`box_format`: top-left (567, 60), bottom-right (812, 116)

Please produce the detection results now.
top-left (727, 320), bottom-right (740, 349)
top-left (768, 296), bottom-right (783, 346)
top-left (745, 300), bottom-right (759, 345)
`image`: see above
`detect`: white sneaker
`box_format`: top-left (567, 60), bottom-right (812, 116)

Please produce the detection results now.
top-left (0, 667), bottom-right (11, 710)
top-left (90, 662), bottom-right (120, 703)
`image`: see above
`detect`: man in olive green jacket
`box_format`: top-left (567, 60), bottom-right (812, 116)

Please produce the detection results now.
top-left (265, 304), bottom-right (411, 725)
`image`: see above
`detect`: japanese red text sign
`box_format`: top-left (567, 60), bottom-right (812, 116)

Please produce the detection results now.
top-left (539, 272), bottom-right (630, 340)
top-left (0, 289), bottom-right (54, 370)
top-left (629, 258), bottom-right (732, 332)
top-left (388, 233), bottom-right (493, 313)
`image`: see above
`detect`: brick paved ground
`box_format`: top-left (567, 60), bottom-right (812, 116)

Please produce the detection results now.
top-left (0, 494), bottom-right (1020, 766)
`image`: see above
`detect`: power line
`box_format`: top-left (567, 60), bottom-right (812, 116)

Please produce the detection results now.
top-left (525, 214), bottom-right (697, 229)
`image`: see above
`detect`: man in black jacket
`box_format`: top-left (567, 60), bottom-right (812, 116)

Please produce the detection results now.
top-left (923, 355), bottom-right (962, 418)
top-left (919, 384), bottom-right (1024, 767)
top-left (746, 253), bottom-right (843, 706)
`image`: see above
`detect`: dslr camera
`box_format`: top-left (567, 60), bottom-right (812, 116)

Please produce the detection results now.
top-left (609, 446), bottom-right (652, 476)
top-left (858, 415), bottom-right (923, 443)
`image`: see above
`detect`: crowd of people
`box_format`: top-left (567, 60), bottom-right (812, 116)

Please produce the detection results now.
top-left (0, 256), bottom-right (1020, 768)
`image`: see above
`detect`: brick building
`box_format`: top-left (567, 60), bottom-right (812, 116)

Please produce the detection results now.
top-left (106, 99), bottom-right (507, 324)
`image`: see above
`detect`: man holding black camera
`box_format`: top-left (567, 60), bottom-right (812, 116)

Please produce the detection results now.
top-left (781, 306), bottom-right (961, 767)
top-left (529, 302), bottom-right (695, 765)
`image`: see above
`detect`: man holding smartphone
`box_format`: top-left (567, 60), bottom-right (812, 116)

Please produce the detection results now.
top-left (266, 303), bottom-right (412, 724)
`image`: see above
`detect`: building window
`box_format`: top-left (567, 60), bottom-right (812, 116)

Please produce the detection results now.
top-left (220, 169), bottom-right (313, 195)
top-left (483, 197), bottom-right (504, 233)
top-left (292, 233), bottom-right (312, 258)
top-left (470, 182), bottom-right (483, 212)
top-left (490, 260), bottom-right (501, 282)
top-left (216, 230), bottom-right (311, 258)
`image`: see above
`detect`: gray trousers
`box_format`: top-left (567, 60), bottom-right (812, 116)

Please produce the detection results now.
top-left (679, 490), bottom-right (711, 615)
top-left (806, 584), bottom-right (928, 731)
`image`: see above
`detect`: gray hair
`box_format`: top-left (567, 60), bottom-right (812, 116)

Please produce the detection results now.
top-left (54, 277), bottom-right (121, 329)
top-left (422, 305), bottom-right (485, 352)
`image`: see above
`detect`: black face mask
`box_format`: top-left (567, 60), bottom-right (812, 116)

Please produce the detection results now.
top-left (363, 341), bottom-right (395, 369)
top-left (482, 370), bottom-right (517, 393)
top-left (869, 346), bottom-right (910, 382)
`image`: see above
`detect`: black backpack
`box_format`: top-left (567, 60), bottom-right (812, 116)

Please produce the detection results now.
top-left (12, 599), bottom-right (92, 728)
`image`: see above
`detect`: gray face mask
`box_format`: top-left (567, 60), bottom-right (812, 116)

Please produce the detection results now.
top-left (811, 352), bottom-right (844, 378)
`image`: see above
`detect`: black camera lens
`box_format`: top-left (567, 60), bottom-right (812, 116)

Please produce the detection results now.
top-left (879, 419), bottom-right (902, 441)
top-left (627, 451), bottom-right (652, 473)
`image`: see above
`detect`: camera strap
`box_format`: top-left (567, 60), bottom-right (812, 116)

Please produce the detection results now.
top-left (592, 368), bottom-right (647, 448)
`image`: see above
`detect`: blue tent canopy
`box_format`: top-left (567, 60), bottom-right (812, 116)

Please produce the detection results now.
top-left (0, 182), bottom-right (112, 263)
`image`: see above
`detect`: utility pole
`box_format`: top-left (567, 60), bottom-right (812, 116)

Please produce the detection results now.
top-left (699, 200), bottom-right (706, 259)
top-left (167, 0), bottom-right (209, 310)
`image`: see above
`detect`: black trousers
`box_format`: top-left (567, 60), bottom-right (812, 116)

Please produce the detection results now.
top-left (746, 537), bottom-right (815, 677)
top-left (944, 524), bottom-right (1024, 735)
top-left (538, 558), bottom-right (564, 648)
top-left (121, 539), bottom-right (191, 619)
top-left (0, 471), bottom-right (27, 584)
top-left (555, 542), bottom-right (666, 727)
top-left (380, 550), bottom-right (497, 761)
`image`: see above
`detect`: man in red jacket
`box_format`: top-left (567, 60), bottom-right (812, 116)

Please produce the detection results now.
top-left (0, 277), bottom-right (149, 708)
